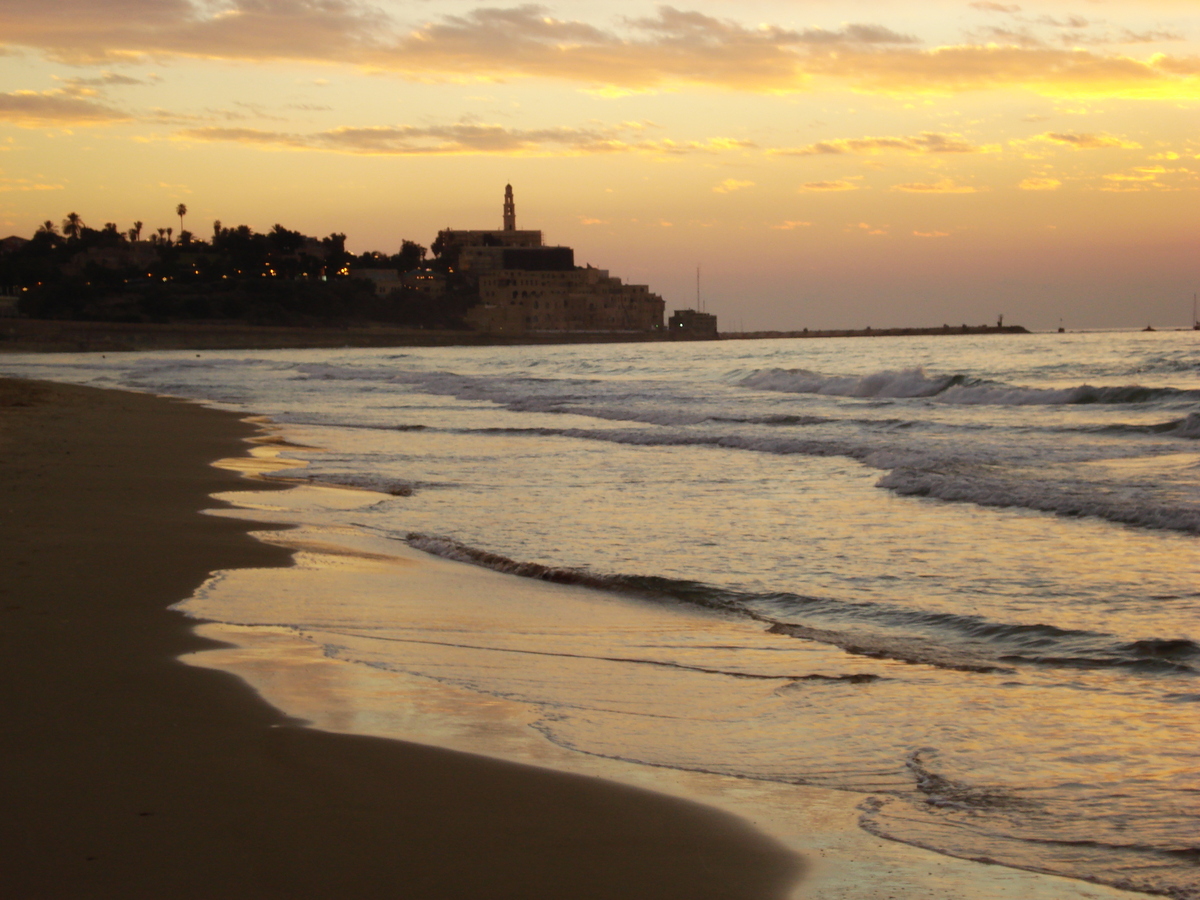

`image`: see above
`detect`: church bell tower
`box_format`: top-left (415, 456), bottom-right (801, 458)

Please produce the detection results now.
top-left (503, 183), bottom-right (516, 231)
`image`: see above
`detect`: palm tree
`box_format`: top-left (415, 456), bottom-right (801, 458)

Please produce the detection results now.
top-left (62, 212), bottom-right (83, 241)
top-left (38, 220), bottom-right (57, 235)
top-left (166, 227), bottom-right (173, 244)
top-left (176, 203), bottom-right (187, 234)
top-left (131, 221), bottom-right (143, 242)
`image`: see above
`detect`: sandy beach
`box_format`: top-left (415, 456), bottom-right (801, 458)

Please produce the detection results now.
top-left (0, 377), bottom-right (802, 899)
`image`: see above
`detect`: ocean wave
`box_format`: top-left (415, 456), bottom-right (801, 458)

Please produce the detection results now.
top-left (1176, 412), bottom-right (1200, 439)
top-left (1000, 637), bottom-right (1199, 674)
top-left (741, 367), bottom-right (967, 398)
top-left (1095, 415), bottom-right (1200, 438)
top-left (403, 533), bottom-right (1194, 676)
top-left (404, 533), bottom-right (751, 614)
top-left (709, 413), bottom-right (832, 426)
top-left (740, 367), bottom-right (1199, 406)
top-left (877, 465), bottom-right (1200, 534)
top-left (267, 471), bottom-right (422, 496)
top-left (942, 382), bottom-right (1197, 406)
top-left (525, 425), bottom-right (1200, 535)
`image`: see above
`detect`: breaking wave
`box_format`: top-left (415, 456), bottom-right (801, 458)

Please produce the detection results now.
top-left (403, 533), bottom-right (1197, 676)
top-left (877, 465), bottom-right (1200, 534)
top-left (740, 367), bottom-right (1200, 406)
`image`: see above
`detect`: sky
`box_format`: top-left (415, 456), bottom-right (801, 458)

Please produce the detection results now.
top-left (1, 0), bottom-right (1197, 330)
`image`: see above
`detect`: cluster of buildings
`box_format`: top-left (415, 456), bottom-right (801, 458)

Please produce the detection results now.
top-left (3, 186), bottom-right (721, 337)
top-left (426, 185), bottom-right (672, 336)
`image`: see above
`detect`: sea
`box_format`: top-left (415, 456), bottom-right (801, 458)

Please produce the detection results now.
top-left (4, 329), bottom-right (1197, 898)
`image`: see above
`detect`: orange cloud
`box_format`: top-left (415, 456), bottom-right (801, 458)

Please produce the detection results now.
top-left (798, 180), bottom-right (861, 192)
top-left (771, 220), bottom-right (811, 230)
top-left (0, 0), bottom-right (385, 66)
top-left (1036, 131), bottom-right (1142, 149)
top-left (0, 175), bottom-right (65, 192)
top-left (713, 179), bottom-right (754, 193)
top-left (0, 89), bottom-right (130, 125)
top-left (1098, 165), bottom-right (1182, 192)
top-left (1018, 177), bottom-right (1063, 190)
top-left (770, 131), bottom-right (986, 155)
top-left (891, 179), bottom-right (981, 193)
top-left (850, 222), bottom-right (887, 235)
top-left (174, 122), bottom-right (753, 157)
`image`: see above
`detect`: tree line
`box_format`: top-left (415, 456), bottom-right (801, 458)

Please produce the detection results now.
top-left (0, 211), bottom-right (473, 329)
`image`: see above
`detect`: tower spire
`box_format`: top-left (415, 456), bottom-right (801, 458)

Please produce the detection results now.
top-left (503, 183), bottom-right (516, 231)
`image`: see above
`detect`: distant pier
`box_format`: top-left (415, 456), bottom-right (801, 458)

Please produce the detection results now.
top-left (722, 324), bottom-right (1030, 340)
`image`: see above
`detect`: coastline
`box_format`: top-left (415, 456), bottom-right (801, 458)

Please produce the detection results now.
top-left (0, 317), bottom-right (1030, 353)
top-left (0, 377), bottom-right (802, 899)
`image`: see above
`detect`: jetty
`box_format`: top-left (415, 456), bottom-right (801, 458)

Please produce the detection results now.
top-left (722, 324), bottom-right (1029, 340)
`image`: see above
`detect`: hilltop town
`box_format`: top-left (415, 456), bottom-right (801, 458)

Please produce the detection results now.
top-left (0, 187), bottom-right (690, 344)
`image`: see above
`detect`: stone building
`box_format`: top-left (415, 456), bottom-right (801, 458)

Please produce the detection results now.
top-left (472, 264), bottom-right (664, 333)
top-left (668, 308), bottom-right (719, 339)
top-left (449, 185), bottom-right (664, 335)
top-left (351, 268), bottom-right (403, 295)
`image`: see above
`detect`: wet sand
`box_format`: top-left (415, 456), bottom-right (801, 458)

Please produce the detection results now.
top-left (0, 377), bottom-right (802, 899)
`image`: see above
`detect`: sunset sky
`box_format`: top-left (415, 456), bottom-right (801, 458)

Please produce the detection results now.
top-left (1, 0), bottom-right (1197, 330)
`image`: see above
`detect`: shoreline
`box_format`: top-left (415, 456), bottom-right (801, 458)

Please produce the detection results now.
top-left (0, 317), bottom-right (1031, 353)
top-left (0, 377), bottom-right (802, 899)
top-left (182, 482), bottom-right (1156, 900)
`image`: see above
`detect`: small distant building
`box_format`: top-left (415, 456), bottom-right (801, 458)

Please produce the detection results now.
top-left (351, 268), bottom-right (404, 296)
top-left (449, 185), bottom-right (665, 335)
top-left (668, 309), bottom-right (719, 339)
top-left (401, 267), bottom-right (446, 299)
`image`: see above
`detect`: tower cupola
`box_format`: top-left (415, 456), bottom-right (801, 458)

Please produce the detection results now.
top-left (503, 184), bottom-right (516, 231)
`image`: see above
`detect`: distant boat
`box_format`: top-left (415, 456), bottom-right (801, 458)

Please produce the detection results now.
top-left (1143, 325), bottom-right (1156, 332)
top-left (1193, 293), bottom-right (1198, 330)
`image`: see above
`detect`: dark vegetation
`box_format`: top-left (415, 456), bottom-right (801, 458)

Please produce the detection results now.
top-left (0, 213), bottom-right (471, 329)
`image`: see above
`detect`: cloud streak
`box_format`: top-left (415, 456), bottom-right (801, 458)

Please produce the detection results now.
top-left (713, 178), bottom-right (754, 193)
top-left (798, 180), bottom-right (861, 192)
top-left (1037, 131), bottom-right (1142, 150)
top-left (174, 121), bottom-right (753, 156)
top-left (1018, 177), bottom-right (1063, 190)
top-left (770, 131), bottom-right (986, 156)
top-left (0, 90), bottom-right (130, 125)
top-left (891, 179), bottom-right (981, 193)
top-left (0, 0), bottom-right (387, 65)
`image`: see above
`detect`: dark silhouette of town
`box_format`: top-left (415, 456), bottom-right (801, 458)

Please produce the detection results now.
top-left (0, 187), bottom-right (677, 337)
top-left (2, 186), bottom-right (1027, 350)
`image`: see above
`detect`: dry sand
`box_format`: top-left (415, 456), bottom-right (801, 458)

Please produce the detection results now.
top-left (0, 377), bottom-right (802, 899)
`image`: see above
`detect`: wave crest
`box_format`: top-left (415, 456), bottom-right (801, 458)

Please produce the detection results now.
top-left (740, 367), bottom-right (1198, 406)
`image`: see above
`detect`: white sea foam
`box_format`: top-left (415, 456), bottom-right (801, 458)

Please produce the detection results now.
top-left (741, 367), bottom-right (959, 398)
